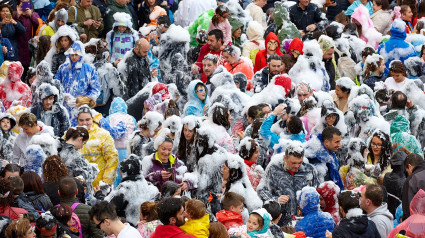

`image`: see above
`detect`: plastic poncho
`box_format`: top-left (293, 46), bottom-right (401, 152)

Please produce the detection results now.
top-left (316, 181), bottom-right (341, 224)
top-left (79, 123), bottom-right (119, 186)
top-left (351, 4), bottom-right (382, 49)
top-left (180, 213), bottom-right (210, 238)
top-left (106, 97), bottom-right (136, 150)
top-left (187, 9), bottom-right (214, 47)
top-left (31, 61), bottom-right (65, 106)
top-left (390, 115), bottom-right (424, 157)
top-left (183, 80), bottom-right (210, 117)
top-left (0, 62), bottom-right (32, 110)
top-left (174, 0), bottom-right (216, 28)
top-left (273, 3), bottom-right (301, 44)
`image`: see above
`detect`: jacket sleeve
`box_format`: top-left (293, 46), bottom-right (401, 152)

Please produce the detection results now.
top-left (15, 21), bottom-right (26, 35)
top-left (59, 107), bottom-right (70, 138)
top-left (145, 170), bottom-right (162, 186)
top-left (1, 38), bottom-right (13, 60)
top-left (125, 57), bottom-right (140, 97)
top-left (100, 134), bottom-right (119, 185)
top-left (51, 54), bottom-right (61, 75)
top-left (12, 141), bottom-right (23, 164)
top-left (313, 5), bottom-right (328, 30)
top-left (98, 117), bottom-right (127, 140)
top-left (87, 66), bottom-right (101, 100)
top-left (259, 114), bottom-right (280, 151)
top-left (223, 20), bottom-right (232, 46)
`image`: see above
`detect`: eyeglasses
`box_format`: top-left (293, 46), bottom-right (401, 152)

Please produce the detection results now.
top-left (371, 143), bottom-right (382, 148)
top-left (327, 114), bottom-right (337, 119)
top-left (96, 219), bottom-right (106, 229)
top-left (196, 89), bottom-right (206, 93)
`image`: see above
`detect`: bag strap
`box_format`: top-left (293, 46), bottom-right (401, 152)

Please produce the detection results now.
top-left (71, 202), bottom-right (81, 210)
top-left (72, 6), bottom-right (78, 23)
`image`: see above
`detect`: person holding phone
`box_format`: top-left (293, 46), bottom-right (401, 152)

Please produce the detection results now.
top-left (67, 0), bottom-right (104, 41)
top-left (142, 132), bottom-right (188, 191)
top-left (0, 4), bottom-right (25, 61)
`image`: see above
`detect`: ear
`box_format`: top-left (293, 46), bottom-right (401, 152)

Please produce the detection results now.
top-left (75, 189), bottom-right (78, 196)
top-left (169, 217), bottom-right (176, 225)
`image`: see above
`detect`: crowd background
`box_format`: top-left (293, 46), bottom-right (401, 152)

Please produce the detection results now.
top-left (0, 0), bottom-right (425, 237)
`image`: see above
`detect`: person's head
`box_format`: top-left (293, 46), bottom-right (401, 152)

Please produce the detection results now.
top-left (211, 104), bottom-right (231, 130)
top-left (195, 83), bottom-right (207, 102)
top-left (184, 199), bottom-right (206, 220)
top-left (0, 178), bottom-right (14, 209)
top-left (404, 153), bottom-right (424, 175)
top-left (287, 115), bottom-right (304, 135)
top-left (268, 54), bottom-right (282, 77)
top-left (247, 213), bottom-right (264, 232)
top-left (0, 4), bottom-right (12, 20)
top-left (298, 0), bottom-right (310, 8)
top-left (368, 130), bottom-right (391, 168)
top-left (157, 15), bottom-right (171, 33)
top-left (21, 171), bottom-right (44, 195)
top-left (50, 204), bottom-right (73, 227)
top-left (157, 197), bottom-right (186, 226)
top-left (202, 54), bottom-right (218, 77)
top-left (77, 105), bottom-right (93, 130)
top-left (401, 5), bottom-right (413, 21)
top-left (360, 184), bottom-right (383, 214)
top-left (1, 164), bottom-right (23, 179)
top-left (322, 126), bottom-right (342, 152)
top-left (42, 95), bottom-right (55, 111)
top-left (296, 82), bottom-right (313, 104)
top-left (58, 36), bottom-right (72, 53)
top-left (138, 111), bottom-right (163, 137)
top-left (54, 9), bottom-right (68, 29)
top-left (263, 200), bottom-right (282, 223)
top-left (222, 45), bottom-right (241, 65)
top-left (89, 201), bottom-right (120, 236)
top-left (76, 95), bottom-right (96, 108)
top-left (8, 176), bottom-right (24, 196)
top-left (221, 160), bottom-right (244, 188)
top-left (390, 91), bottom-right (407, 109)
top-left (5, 218), bottom-right (34, 238)
top-left (67, 43), bottom-right (82, 63)
top-left (389, 60), bottom-right (407, 83)
top-left (246, 105), bottom-right (262, 124)
top-left (254, 0), bottom-right (267, 7)
top-left (140, 201), bottom-right (158, 222)
top-left (35, 212), bottom-right (58, 238)
top-left (207, 29), bottom-right (224, 51)
top-left (323, 47), bottom-right (335, 60)
top-left (145, 0), bottom-right (158, 7)
top-left (208, 222), bottom-right (229, 238)
top-left (222, 192), bottom-right (245, 213)
top-left (156, 137), bottom-right (173, 162)
top-left (238, 138), bottom-right (259, 162)
top-left (0, 117), bottom-right (11, 131)
top-left (281, 54), bottom-right (295, 74)
top-left (361, 47), bottom-right (375, 63)
top-left (373, 0), bottom-right (389, 13)
top-left (212, 5), bottom-right (230, 26)
top-left (18, 113), bottom-right (40, 136)
top-left (134, 38), bottom-right (150, 58)
top-left (58, 176), bottom-right (77, 199)
top-left (335, 11), bottom-right (349, 25)
top-left (161, 181), bottom-right (181, 198)
top-left (65, 127), bottom-right (89, 150)
top-left (338, 191), bottom-right (360, 217)
top-left (284, 141), bottom-right (305, 173)
top-left (266, 38), bottom-right (279, 55)
top-left (80, 0), bottom-right (93, 8)
top-left (42, 155), bottom-right (69, 182)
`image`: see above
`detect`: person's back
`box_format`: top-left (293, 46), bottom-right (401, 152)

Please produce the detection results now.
top-left (402, 153), bottom-right (425, 220)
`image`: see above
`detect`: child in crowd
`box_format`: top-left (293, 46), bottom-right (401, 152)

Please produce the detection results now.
top-left (8, 176), bottom-right (39, 221)
top-left (263, 200), bottom-right (285, 238)
top-left (216, 192), bottom-right (245, 230)
top-left (180, 199), bottom-right (210, 238)
top-left (363, 54), bottom-right (386, 90)
top-left (137, 201), bottom-right (160, 237)
top-left (0, 113), bottom-right (16, 161)
top-left (385, 60), bottom-right (411, 92)
top-left (228, 208), bottom-right (273, 238)
top-left (208, 5), bottom-right (232, 47)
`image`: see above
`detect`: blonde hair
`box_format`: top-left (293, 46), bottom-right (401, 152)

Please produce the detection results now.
top-left (76, 95), bottom-right (96, 108)
top-left (185, 199), bottom-right (206, 219)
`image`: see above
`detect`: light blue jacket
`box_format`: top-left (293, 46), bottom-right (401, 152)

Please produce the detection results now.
top-left (183, 80), bottom-right (210, 117)
top-left (345, 0), bottom-right (373, 16)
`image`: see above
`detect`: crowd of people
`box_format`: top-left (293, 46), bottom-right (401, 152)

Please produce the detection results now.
top-left (0, 0), bottom-right (425, 237)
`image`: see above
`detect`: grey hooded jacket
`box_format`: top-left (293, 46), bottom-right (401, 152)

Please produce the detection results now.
top-left (367, 203), bottom-right (394, 238)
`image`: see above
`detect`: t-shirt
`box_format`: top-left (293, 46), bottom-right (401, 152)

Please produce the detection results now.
top-left (117, 224), bottom-right (142, 238)
top-left (384, 77), bottom-right (412, 92)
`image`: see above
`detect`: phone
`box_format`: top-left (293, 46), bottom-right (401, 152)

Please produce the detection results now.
top-left (5, 12), bottom-right (11, 20)
top-left (166, 168), bottom-right (174, 173)
top-left (22, 1), bottom-right (31, 11)
top-left (97, 18), bottom-right (103, 22)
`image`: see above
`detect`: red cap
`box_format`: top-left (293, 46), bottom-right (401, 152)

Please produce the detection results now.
top-left (274, 75), bottom-right (292, 97)
top-left (152, 83), bottom-right (170, 101)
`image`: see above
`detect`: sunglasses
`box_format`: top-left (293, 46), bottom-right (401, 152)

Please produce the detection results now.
top-left (196, 89), bottom-right (206, 93)
top-left (96, 219), bottom-right (106, 229)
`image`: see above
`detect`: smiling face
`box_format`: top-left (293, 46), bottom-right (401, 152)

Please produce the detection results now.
top-left (77, 112), bottom-right (93, 130)
top-left (370, 136), bottom-right (383, 157)
top-left (247, 214), bottom-right (262, 232)
top-left (118, 26), bottom-right (127, 33)
top-left (158, 141), bottom-right (173, 162)
top-left (0, 118), bottom-right (11, 131)
top-left (266, 40), bottom-right (278, 54)
top-left (402, 6), bottom-right (413, 22)
top-left (207, 35), bottom-right (222, 52)
top-left (372, 0), bottom-right (382, 13)
top-left (325, 113), bottom-right (337, 126)
top-left (195, 84), bottom-right (207, 101)
top-left (0, 7), bottom-right (10, 19)
top-left (223, 51), bottom-right (237, 65)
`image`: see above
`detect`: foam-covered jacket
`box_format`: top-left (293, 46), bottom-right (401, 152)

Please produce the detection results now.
top-left (31, 61), bottom-right (65, 105)
top-left (183, 80), bottom-right (210, 117)
top-left (332, 208), bottom-right (381, 238)
top-left (316, 181), bottom-right (341, 224)
top-left (106, 97), bottom-right (136, 149)
top-left (0, 62), bottom-right (32, 110)
top-left (390, 115), bottom-right (423, 157)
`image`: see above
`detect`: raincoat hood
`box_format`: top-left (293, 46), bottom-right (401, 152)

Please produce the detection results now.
top-left (187, 80), bottom-right (209, 105)
top-left (390, 115), bottom-right (410, 134)
top-left (246, 21), bottom-right (264, 41)
top-left (228, 16), bottom-right (244, 33)
top-left (112, 12), bottom-right (133, 29)
top-left (297, 186), bottom-right (320, 215)
top-left (66, 42), bottom-right (83, 56)
top-left (50, 25), bottom-right (78, 47)
top-left (248, 208), bottom-right (272, 237)
top-left (289, 37), bottom-right (304, 54)
top-left (390, 19), bottom-right (407, 40)
top-left (318, 35), bottom-right (335, 54)
top-left (410, 189), bottom-right (425, 216)
top-left (274, 75), bottom-right (292, 97)
top-left (109, 97), bottom-right (128, 115)
top-left (36, 83), bottom-right (59, 102)
top-left (264, 32), bottom-right (281, 53)
top-left (0, 112), bottom-right (16, 131)
top-left (351, 5), bottom-right (374, 32)
top-left (54, 9), bottom-right (68, 31)
top-left (316, 181), bottom-right (340, 213)
top-left (216, 210), bottom-right (244, 230)
top-left (7, 62), bottom-right (24, 83)
top-left (36, 61), bottom-right (54, 78)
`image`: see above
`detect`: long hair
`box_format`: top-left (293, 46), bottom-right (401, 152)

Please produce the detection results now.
top-left (36, 35), bottom-right (51, 64)
top-left (0, 178), bottom-right (15, 213)
top-left (211, 104), bottom-right (231, 130)
top-left (224, 161), bottom-right (243, 193)
top-left (177, 122), bottom-right (200, 163)
top-left (56, 36), bottom-right (73, 54)
top-left (364, 57), bottom-right (383, 78)
top-left (212, 5), bottom-right (230, 26)
top-left (21, 171), bottom-right (45, 194)
top-left (42, 155), bottom-right (70, 182)
top-left (368, 130), bottom-right (392, 170)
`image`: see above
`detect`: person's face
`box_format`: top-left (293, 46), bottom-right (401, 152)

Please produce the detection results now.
top-left (233, 28), bottom-right (242, 38)
top-left (297, 86), bottom-right (312, 104)
top-left (195, 85), bottom-right (207, 101)
top-left (269, 59), bottom-right (282, 76)
top-left (0, 118), bottom-right (11, 131)
top-left (93, 217), bottom-right (113, 236)
top-left (203, 59), bottom-right (217, 77)
top-left (118, 26), bottom-right (127, 33)
top-left (60, 37), bottom-right (71, 49)
top-left (323, 48), bottom-right (334, 60)
top-left (267, 40), bottom-right (278, 53)
top-left (0, 7), bottom-right (10, 19)
top-left (207, 35), bottom-right (222, 51)
top-left (325, 113), bottom-right (337, 126)
top-left (171, 207), bottom-right (186, 226)
top-left (360, 189), bottom-right (368, 211)
top-left (291, 49), bottom-right (301, 58)
top-left (256, 0), bottom-right (267, 7)
top-left (284, 155), bottom-right (303, 173)
top-left (81, 0), bottom-right (93, 8)
top-left (402, 7), bottom-right (413, 21)
top-left (158, 141), bottom-right (173, 161)
top-left (78, 112), bottom-right (93, 130)
top-left (230, 203), bottom-right (244, 213)
top-left (249, 148), bottom-right (260, 163)
top-left (43, 95), bottom-right (55, 111)
top-left (371, 136), bottom-right (383, 157)
top-left (299, 0), bottom-right (310, 8)
top-left (378, 60), bottom-right (385, 74)
top-left (4, 171), bottom-right (19, 179)
top-left (137, 44), bottom-right (149, 58)
top-left (147, 0), bottom-right (156, 5)
top-left (21, 124), bottom-right (39, 136)
top-left (247, 214), bottom-right (261, 232)
top-left (74, 136), bottom-right (87, 150)
top-left (70, 54), bottom-right (81, 63)
top-left (335, 86), bottom-right (348, 99)
top-left (372, 1), bottom-right (382, 13)
top-left (221, 164), bottom-right (230, 181)
top-left (23, 226), bottom-right (36, 238)
top-left (183, 124), bottom-right (195, 142)
top-left (324, 134), bottom-right (342, 152)
top-left (223, 52), bottom-right (237, 65)
top-left (57, 19), bottom-right (65, 27)
top-left (319, 195), bottom-right (326, 210)
top-left (391, 72), bottom-right (405, 83)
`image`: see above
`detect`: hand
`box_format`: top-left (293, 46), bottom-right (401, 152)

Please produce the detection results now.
top-left (203, 104), bottom-right (208, 115)
top-left (191, 64), bottom-right (200, 74)
top-left (93, 185), bottom-right (100, 194)
top-left (326, 230), bottom-right (332, 238)
top-left (113, 58), bottom-right (121, 67)
top-left (24, 9), bottom-right (32, 16)
top-left (148, 31), bottom-right (158, 41)
top-left (306, 24), bottom-right (317, 32)
top-left (363, 148), bottom-right (369, 159)
top-left (278, 195), bottom-right (290, 204)
top-left (160, 170), bottom-right (172, 180)
top-left (93, 20), bottom-right (101, 28)
top-left (2, 46), bottom-right (7, 54)
top-left (79, 34), bottom-right (87, 43)
top-left (151, 68), bottom-right (158, 77)
top-left (272, 103), bottom-right (286, 116)
top-left (10, 19), bottom-right (17, 25)
top-left (84, 19), bottom-right (94, 26)
top-left (237, 130), bottom-right (244, 139)
top-left (179, 182), bottom-right (189, 191)
top-left (406, 99), bottom-right (414, 109)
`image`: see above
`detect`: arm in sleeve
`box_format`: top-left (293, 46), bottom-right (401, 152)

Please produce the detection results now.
top-left (100, 135), bottom-right (119, 185)
top-left (313, 5), bottom-right (328, 30)
top-left (145, 170), bottom-right (163, 186)
top-left (87, 66), bottom-right (101, 100)
top-left (12, 141), bottom-right (23, 165)
top-left (259, 114), bottom-right (280, 151)
top-left (98, 118), bottom-right (127, 140)
top-left (1, 38), bottom-right (13, 59)
top-left (223, 20), bottom-right (232, 45)
top-left (15, 21), bottom-right (26, 35)
top-left (59, 107), bottom-right (70, 138)
top-left (30, 12), bottom-right (40, 25)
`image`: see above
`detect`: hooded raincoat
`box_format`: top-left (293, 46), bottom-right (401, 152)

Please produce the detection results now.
top-left (242, 21), bottom-right (265, 65)
top-left (183, 80), bottom-right (210, 117)
top-left (0, 62), bottom-right (32, 110)
top-left (390, 115), bottom-right (423, 157)
top-left (350, 5), bottom-right (382, 49)
top-left (31, 61), bottom-right (64, 106)
top-left (316, 181), bottom-right (341, 224)
top-left (254, 32), bottom-right (282, 73)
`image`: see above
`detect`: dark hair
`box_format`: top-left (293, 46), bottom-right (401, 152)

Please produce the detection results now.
top-left (401, 0), bottom-right (417, 19)
top-left (389, 60), bottom-right (407, 77)
top-left (58, 176), bottom-right (77, 199)
top-left (94, 48), bottom-right (109, 62)
top-left (391, 91), bottom-right (407, 109)
top-left (285, 143), bottom-right (305, 158)
top-left (65, 126), bottom-right (89, 141)
top-left (419, 1), bottom-right (425, 19)
top-left (251, 118), bottom-right (264, 139)
top-left (222, 192), bottom-right (245, 210)
top-left (338, 191), bottom-right (360, 213)
top-left (18, 113), bottom-right (37, 127)
top-left (368, 130), bottom-right (392, 171)
top-left (157, 197), bottom-right (183, 225)
top-left (21, 171), bottom-right (44, 194)
top-left (36, 35), bottom-right (51, 64)
top-left (404, 153), bottom-right (424, 169)
top-left (177, 120), bottom-right (200, 164)
top-left (113, 25), bottom-right (131, 33)
top-left (8, 176), bottom-right (24, 195)
top-left (1, 164), bottom-right (23, 178)
top-left (208, 29), bottom-right (224, 44)
top-left (361, 47), bottom-right (375, 59)
top-left (144, 0), bottom-right (158, 6)
top-left (209, 222), bottom-right (229, 238)
top-left (375, 89), bottom-right (390, 103)
top-left (364, 56), bottom-right (384, 79)
top-left (140, 201), bottom-right (158, 222)
top-left (268, 54), bottom-right (281, 63)
top-left (157, 15), bottom-right (171, 28)
top-left (0, 4), bottom-right (12, 15)
top-left (211, 5), bottom-right (230, 26)
top-left (281, 54), bottom-right (295, 73)
top-left (364, 184), bottom-right (383, 207)
top-left (263, 200), bottom-right (281, 220)
top-left (51, 204), bottom-right (73, 225)
top-left (211, 104), bottom-right (231, 130)
top-left (223, 161), bottom-right (244, 192)
top-left (247, 105), bottom-right (265, 120)
top-left (374, 0), bottom-right (389, 10)
top-left (165, 100), bottom-right (180, 117)
top-left (0, 178), bottom-right (14, 212)
top-left (400, 4), bottom-right (411, 15)
top-left (42, 155), bottom-right (69, 182)
top-left (322, 126), bottom-right (341, 142)
top-left (337, 84), bottom-right (351, 94)
top-left (239, 138), bottom-right (258, 160)
top-left (287, 115), bottom-right (303, 134)
top-left (161, 181), bottom-right (180, 198)
top-left (89, 201), bottom-right (118, 221)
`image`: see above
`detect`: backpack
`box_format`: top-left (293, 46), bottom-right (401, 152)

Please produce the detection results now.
top-left (70, 203), bottom-right (83, 238)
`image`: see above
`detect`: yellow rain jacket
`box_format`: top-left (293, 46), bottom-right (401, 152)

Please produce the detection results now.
top-left (79, 123), bottom-right (118, 186)
top-left (180, 213), bottom-right (210, 238)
